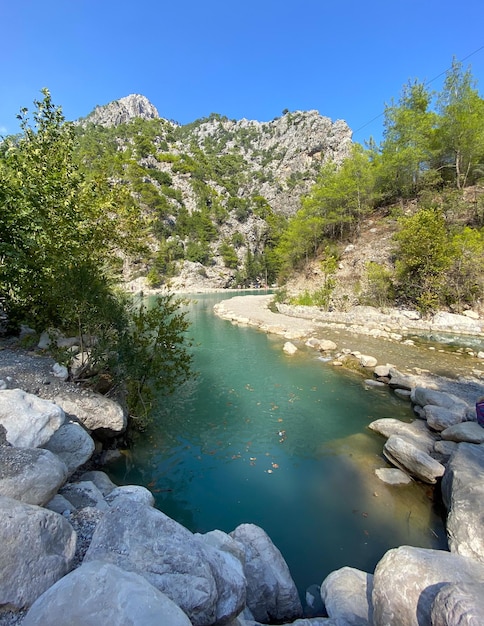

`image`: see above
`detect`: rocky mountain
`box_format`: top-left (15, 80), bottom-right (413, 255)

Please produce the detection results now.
top-left (75, 97), bottom-right (353, 289)
top-left (81, 94), bottom-right (160, 127)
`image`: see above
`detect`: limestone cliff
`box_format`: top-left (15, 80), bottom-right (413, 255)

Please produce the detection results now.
top-left (82, 94), bottom-right (160, 127)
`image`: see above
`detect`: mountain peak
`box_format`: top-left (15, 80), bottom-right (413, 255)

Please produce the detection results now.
top-left (83, 94), bottom-right (159, 127)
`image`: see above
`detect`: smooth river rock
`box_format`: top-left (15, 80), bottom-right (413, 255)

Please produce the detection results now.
top-left (0, 446), bottom-right (68, 505)
top-left (0, 389), bottom-right (65, 447)
top-left (320, 566), bottom-right (373, 625)
top-left (230, 523), bottom-right (303, 624)
top-left (0, 495), bottom-right (76, 609)
top-left (372, 546), bottom-right (484, 626)
top-left (54, 390), bottom-right (127, 434)
top-left (441, 442), bottom-right (484, 562)
top-left (84, 501), bottom-right (246, 626)
top-left (22, 560), bottom-right (192, 626)
top-left (383, 435), bottom-right (445, 484)
top-left (42, 421), bottom-right (95, 476)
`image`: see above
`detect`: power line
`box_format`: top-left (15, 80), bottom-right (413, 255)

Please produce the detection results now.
top-left (353, 44), bottom-right (484, 136)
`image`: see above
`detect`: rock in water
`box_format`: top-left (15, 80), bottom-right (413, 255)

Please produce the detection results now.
top-left (321, 566), bottom-right (373, 625)
top-left (230, 523), bottom-right (303, 623)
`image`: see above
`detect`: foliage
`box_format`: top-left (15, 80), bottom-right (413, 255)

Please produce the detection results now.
top-left (379, 80), bottom-right (436, 199)
top-left (361, 262), bottom-right (395, 308)
top-left (393, 206), bottom-right (454, 312)
top-left (115, 294), bottom-right (193, 427)
top-left (0, 90), bottom-right (193, 419)
top-left (434, 59), bottom-right (484, 189)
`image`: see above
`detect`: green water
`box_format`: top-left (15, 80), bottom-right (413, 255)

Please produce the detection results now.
top-left (108, 292), bottom-right (447, 597)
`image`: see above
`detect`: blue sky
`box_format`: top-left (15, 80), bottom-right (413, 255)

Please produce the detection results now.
top-left (1, 0), bottom-right (483, 144)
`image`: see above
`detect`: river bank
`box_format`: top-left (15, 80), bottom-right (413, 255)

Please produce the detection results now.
top-left (213, 294), bottom-right (484, 406)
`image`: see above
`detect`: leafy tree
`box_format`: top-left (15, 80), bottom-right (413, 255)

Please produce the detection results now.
top-left (434, 59), bottom-right (484, 189)
top-left (379, 80), bottom-right (436, 198)
top-left (393, 206), bottom-right (454, 312)
top-left (0, 90), bottom-right (193, 420)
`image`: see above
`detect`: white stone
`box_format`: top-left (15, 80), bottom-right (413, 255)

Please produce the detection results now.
top-left (283, 342), bottom-right (298, 355)
top-left (0, 389), bottom-right (65, 447)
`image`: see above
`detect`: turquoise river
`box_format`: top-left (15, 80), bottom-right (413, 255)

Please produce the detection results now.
top-left (107, 292), bottom-right (448, 598)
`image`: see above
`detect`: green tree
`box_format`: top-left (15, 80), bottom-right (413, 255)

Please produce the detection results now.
top-left (393, 206), bottom-right (454, 312)
top-left (434, 59), bottom-right (484, 189)
top-left (379, 80), bottom-right (436, 198)
top-left (0, 90), bottom-right (193, 420)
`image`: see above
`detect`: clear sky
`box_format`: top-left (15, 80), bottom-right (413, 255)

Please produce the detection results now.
top-left (1, 0), bottom-right (483, 144)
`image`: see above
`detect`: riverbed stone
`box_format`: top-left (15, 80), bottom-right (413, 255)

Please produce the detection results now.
top-left (230, 523), bottom-right (303, 624)
top-left (383, 435), bottom-right (445, 484)
top-left (393, 388), bottom-right (412, 401)
top-left (430, 582), bottom-right (484, 626)
top-left (0, 446), bottom-right (68, 505)
top-left (85, 501), bottom-right (246, 626)
top-left (22, 560), bottom-right (193, 626)
top-left (0, 495), bottom-right (76, 609)
top-left (59, 481), bottom-right (110, 511)
top-left (283, 341), bottom-right (298, 355)
top-left (42, 421), bottom-right (95, 476)
top-left (441, 422), bottom-right (484, 444)
top-left (320, 566), bottom-right (373, 625)
top-left (375, 468), bottom-right (412, 485)
top-left (53, 390), bottom-right (127, 435)
top-left (0, 389), bottom-right (65, 447)
top-left (388, 368), bottom-right (415, 391)
top-left (433, 439), bottom-right (458, 463)
top-left (424, 404), bottom-right (466, 432)
top-left (104, 484), bottom-right (155, 507)
top-left (78, 470), bottom-right (117, 496)
top-left (359, 354), bottom-right (378, 368)
top-left (374, 364), bottom-right (391, 378)
top-left (368, 418), bottom-right (437, 453)
top-left (411, 387), bottom-right (469, 412)
top-left (372, 546), bottom-right (484, 626)
top-left (319, 339), bottom-right (337, 351)
top-left (441, 442), bottom-right (484, 561)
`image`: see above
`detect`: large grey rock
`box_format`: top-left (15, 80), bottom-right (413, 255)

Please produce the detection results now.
top-left (387, 368), bottom-right (415, 391)
top-left (441, 443), bottom-right (484, 561)
top-left (424, 404), bottom-right (466, 431)
top-left (0, 496), bottom-right (76, 609)
top-left (383, 435), bottom-right (445, 484)
top-left (22, 560), bottom-right (192, 626)
top-left (368, 418), bottom-right (437, 453)
top-left (85, 501), bottom-right (245, 626)
top-left (22, 561), bottom-right (191, 626)
top-left (78, 470), bottom-right (117, 495)
top-left (0, 446), bottom-right (68, 505)
top-left (372, 546), bottom-right (484, 626)
top-left (54, 390), bottom-right (127, 434)
top-left (441, 422), bottom-right (484, 444)
top-left (430, 582), bottom-right (484, 626)
top-left (320, 566), bottom-right (373, 625)
top-left (411, 387), bottom-right (469, 412)
top-left (104, 484), bottom-right (155, 507)
top-left (42, 421), bottom-right (95, 476)
top-left (60, 481), bottom-right (110, 511)
top-left (0, 389), bottom-right (65, 447)
top-left (230, 523), bottom-right (303, 623)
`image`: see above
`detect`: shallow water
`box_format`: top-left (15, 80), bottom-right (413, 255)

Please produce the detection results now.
top-left (107, 292), bottom-right (447, 597)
